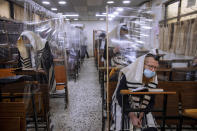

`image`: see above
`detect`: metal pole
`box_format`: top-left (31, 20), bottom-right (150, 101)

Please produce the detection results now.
top-left (106, 5), bottom-right (110, 131)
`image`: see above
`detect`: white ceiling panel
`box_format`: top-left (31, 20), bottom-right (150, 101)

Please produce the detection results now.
top-left (87, 0), bottom-right (103, 6)
top-left (10, 0), bottom-right (150, 20)
top-left (74, 6), bottom-right (88, 12)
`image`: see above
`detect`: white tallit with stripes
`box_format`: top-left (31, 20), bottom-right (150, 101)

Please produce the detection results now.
top-left (111, 54), bottom-right (158, 131)
top-left (17, 31), bottom-right (56, 92)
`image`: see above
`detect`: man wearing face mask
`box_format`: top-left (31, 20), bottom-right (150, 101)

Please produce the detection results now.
top-left (111, 53), bottom-right (160, 131)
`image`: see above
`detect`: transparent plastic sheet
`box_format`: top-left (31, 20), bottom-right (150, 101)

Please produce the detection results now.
top-left (65, 24), bottom-right (87, 80)
top-left (13, 0), bottom-right (78, 124)
top-left (107, 7), bottom-right (153, 68)
top-left (108, 6), bottom-right (197, 131)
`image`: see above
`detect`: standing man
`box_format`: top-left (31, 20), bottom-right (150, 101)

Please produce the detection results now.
top-left (111, 53), bottom-right (160, 130)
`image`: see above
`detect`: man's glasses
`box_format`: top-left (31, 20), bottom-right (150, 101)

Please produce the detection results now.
top-left (145, 64), bottom-right (158, 70)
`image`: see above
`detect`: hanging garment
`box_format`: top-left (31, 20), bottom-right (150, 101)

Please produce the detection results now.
top-left (190, 19), bottom-right (197, 56)
top-left (175, 22), bottom-right (185, 55)
top-left (111, 51), bottom-right (158, 131)
top-left (172, 23), bottom-right (180, 54)
top-left (159, 25), bottom-right (164, 51)
top-left (166, 24), bottom-right (172, 52)
top-left (163, 25), bottom-right (169, 52)
top-left (36, 42), bottom-right (56, 92)
top-left (185, 20), bottom-right (192, 56)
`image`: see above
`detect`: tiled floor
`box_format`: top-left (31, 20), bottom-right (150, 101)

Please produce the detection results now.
top-left (50, 58), bottom-right (102, 131)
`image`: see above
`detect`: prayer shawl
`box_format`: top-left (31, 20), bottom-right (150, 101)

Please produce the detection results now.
top-left (17, 31), bottom-right (56, 92)
top-left (111, 54), bottom-right (158, 131)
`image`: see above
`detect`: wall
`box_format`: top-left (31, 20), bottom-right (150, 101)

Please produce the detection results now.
top-left (14, 4), bottom-right (24, 21)
top-left (71, 20), bottom-right (119, 56)
top-left (0, 0), bottom-right (10, 18)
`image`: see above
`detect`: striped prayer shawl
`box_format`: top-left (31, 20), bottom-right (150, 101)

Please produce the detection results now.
top-left (37, 42), bottom-right (56, 92)
top-left (20, 57), bottom-right (32, 68)
top-left (111, 79), bottom-right (158, 131)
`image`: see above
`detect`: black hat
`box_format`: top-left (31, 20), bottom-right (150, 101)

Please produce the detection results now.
top-left (99, 32), bottom-right (106, 38)
top-left (120, 25), bottom-right (128, 32)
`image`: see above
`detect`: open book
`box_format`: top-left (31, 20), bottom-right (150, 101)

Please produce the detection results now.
top-left (129, 87), bottom-right (163, 92)
top-left (148, 88), bottom-right (164, 92)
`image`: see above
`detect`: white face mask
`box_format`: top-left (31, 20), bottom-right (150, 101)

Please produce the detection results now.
top-left (144, 68), bottom-right (156, 78)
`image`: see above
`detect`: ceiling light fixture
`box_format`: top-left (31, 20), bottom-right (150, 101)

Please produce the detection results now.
top-left (65, 18), bottom-right (70, 21)
top-left (74, 18), bottom-right (78, 21)
top-left (102, 12), bottom-right (107, 15)
top-left (117, 7), bottom-right (123, 12)
top-left (107, 1), bottom-right (114, 4)
top-left (51, 8), bottom-right (57, 11)
top-left (42, 1), bottom-right (50, 5)
top-left (58, 1), bottom-right (66, 5)
top-left (100, 18), bottom-right (104, 21)
top-left (109, 18), bottom-right (113, 21)
top-left (63, 14), bottom-right (79, 17)
top-left (109, 14), bottom-right (115, 18)
top-left (113, 12), bottom-right (119, 16)
top-left (123, 0), bottom-right (131, 4)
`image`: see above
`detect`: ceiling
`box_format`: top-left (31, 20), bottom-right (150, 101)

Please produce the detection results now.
top-left (12, 0), bottom-right (150, 21)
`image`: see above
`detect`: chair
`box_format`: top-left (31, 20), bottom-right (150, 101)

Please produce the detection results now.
top-left (51, 64), bottom-right (68, 109)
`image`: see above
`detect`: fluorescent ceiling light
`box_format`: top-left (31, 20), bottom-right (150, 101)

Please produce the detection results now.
top-left (42, 1), bottom-right (50, 5)
top-left (100, 18), bottom-right (104, 21)
top-left (113, 12), bottom-right (119, 15)
top-left (96, 14), bottom-right (106, 17)
top-left (117, 8), bottom-right (123, 12)
top-left (109, 14), bottom-right (115, 18)
top-left (51, 8), bottom-right (57, 11)
top-left (58, 1), bottom-right (66, 5)
top-left (74, 18), bottom-right (78, 21)
top-left (65, 19), bottom-right (70, 21)
top-left (107, 1), bottom-right (114, 4)
top-left (102, 12), bottom-right (106, 15)
top-left (123, 0), bottom-right (131, 4)
top-left (63, 14), bottom-right (79, 17)
top-left (109, 18), bottom-right (113, 21)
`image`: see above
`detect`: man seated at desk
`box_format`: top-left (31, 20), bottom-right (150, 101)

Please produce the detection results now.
top-left (103, 24), bottom-right (129, 66)
top-left (111, 53), bottom-right (160, 130)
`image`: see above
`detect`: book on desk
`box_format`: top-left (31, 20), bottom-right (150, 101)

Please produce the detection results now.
top-left (129, 87), bottom-right (164, 92)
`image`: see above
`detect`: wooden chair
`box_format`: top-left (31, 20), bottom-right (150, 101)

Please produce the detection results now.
top-left (54, 65), bottom-right (67, 90)
top-left (52, 64), bottom-right (68, 108)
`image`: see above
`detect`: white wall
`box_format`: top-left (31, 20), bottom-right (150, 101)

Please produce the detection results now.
top-left (71, 20), bottom-right (119, 56)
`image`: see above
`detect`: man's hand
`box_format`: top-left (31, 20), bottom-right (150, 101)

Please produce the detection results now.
top-left (139, 112), bottom-right (144, 121)
top-left (129, 112), bottom-right (142, 128)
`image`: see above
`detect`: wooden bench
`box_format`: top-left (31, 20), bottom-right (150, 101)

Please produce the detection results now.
top-left (0, 81), bottom-right (49, 118)
top-left (0, 80), bottom-right (50, 130)
top-left (0, 102), bottom-right (26, 131)
top-left (157, 67), bottom-right (197, 81)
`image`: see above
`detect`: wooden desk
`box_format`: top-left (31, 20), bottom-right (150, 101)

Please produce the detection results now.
top-left (13, 68), bottom-right (46, 75)
top-left (13, 68), bottom-right (47, 84)
top-left (120, 90), bottom-right (176, 131)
